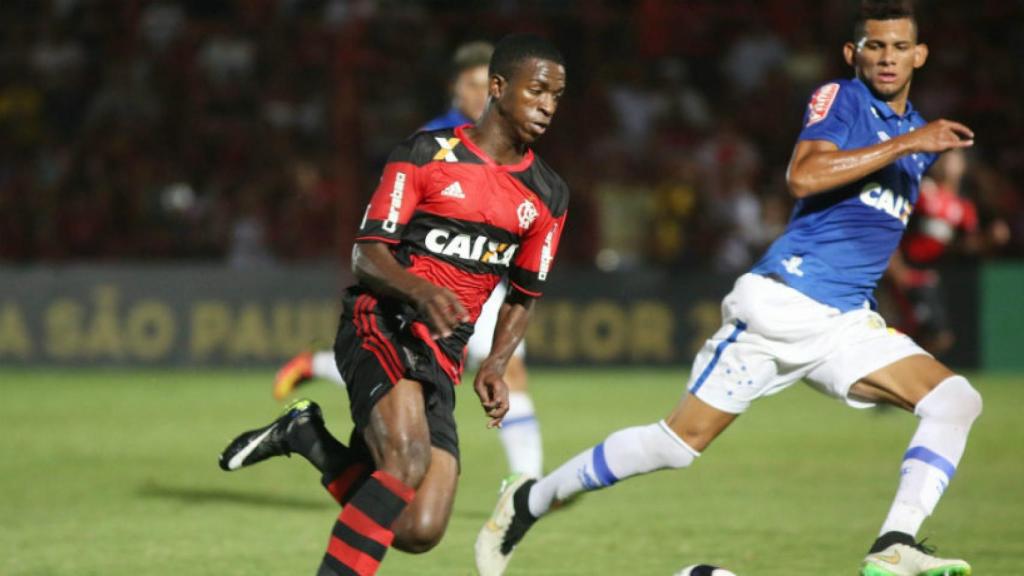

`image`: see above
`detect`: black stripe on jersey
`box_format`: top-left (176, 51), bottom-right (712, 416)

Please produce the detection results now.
top-left (399, 212), bottom-right (521, 275)
top-left (511, 155), bottom-right (569, 217)
top-left (387, 128), bottom-right (486, 167)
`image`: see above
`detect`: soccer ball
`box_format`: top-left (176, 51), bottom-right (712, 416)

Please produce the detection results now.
top-left (673, 565), bottom-right (737, 576)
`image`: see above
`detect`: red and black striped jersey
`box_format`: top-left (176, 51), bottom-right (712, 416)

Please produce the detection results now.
top-left (355, 123), bottom-right (569, 334)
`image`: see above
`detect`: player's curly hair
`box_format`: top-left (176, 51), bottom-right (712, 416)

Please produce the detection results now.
top-left (489, 34), bottom-right (564, 82)
top-left (854, 0), bottom-right (918, 40)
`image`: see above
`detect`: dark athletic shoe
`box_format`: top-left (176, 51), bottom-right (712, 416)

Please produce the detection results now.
top-left (218, 399), bottom-right (322, 471)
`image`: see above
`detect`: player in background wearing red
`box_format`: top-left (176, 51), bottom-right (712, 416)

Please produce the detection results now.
top-left (218, 35), bottom-right (568, 576)
top-left (274, 41), bottom-right (545, 479)
top-left (886, 148), bottom-right (1010, 354)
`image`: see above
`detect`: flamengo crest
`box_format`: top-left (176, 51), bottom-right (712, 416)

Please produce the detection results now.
top-left (517, 200), bottom-right (538, 230)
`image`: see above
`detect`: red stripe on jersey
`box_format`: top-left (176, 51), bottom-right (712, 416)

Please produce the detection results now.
top-left (406, 254), bottom-right (499, 322)
top-left (326, 536), bottom-right (380, 576)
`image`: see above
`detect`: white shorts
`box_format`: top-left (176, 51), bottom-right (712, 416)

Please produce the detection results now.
top-left (687, 273), bottom-right (930, 414)
top-left (466, 282), bottom-right (526, 367)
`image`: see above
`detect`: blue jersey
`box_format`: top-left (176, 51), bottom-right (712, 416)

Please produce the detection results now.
top-left (750, 78), bottom-right (938, 311)
top-left (419, 108), bottom-right (472, 132)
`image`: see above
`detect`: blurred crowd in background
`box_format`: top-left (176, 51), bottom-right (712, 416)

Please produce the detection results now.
top-left (2, 0), bottom-right (1022, 271)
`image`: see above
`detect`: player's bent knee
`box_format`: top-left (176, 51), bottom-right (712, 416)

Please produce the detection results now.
top-left (392, 519), bottom-right (445, 554)
top-left (916, 375), bottom-right (982, 424)
top-left (603, 421), bottom-right (699, 479)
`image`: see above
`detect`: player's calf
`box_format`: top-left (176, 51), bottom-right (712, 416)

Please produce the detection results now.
top-left (527, 420), bottom-right (699, 517)
top-left (879, 376), bottom-right (981, 538)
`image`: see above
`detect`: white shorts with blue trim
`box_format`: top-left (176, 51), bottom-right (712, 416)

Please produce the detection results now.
top-left (466, 281), bottom-right (526, 367)
top-left (687, 273), bottom-right (930, 414)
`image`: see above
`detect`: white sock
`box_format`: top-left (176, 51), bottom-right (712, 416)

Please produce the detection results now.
top-left (499, 391), bottom-right (543, 477)
top-left (527, 420), bottom-right (698, 518)
top-left (312, 350), bottom-right (345, 386)
top-left (879, 376), bottom-right (982, 537)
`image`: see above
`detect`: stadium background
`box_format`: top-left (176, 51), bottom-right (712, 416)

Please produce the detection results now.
top-left (2, 1), bottom-right (1022, 575)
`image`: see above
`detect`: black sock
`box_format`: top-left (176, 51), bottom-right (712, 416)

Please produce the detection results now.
top-left (285, 414), bottom-right (351, 478)
top-left (513, 480), bottom-right (537, 522)
top-left (870, 531), bottom-right (915, 553)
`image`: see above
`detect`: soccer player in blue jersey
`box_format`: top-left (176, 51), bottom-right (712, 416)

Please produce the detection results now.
top-left (477, 3), bottom-right (979, 575)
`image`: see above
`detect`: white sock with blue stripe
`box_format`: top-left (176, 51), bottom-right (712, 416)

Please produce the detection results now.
top-left (879, 375), bottom-right (982, 537)
top-left (527, 420), bottom-right (698, 517)
top-left (500, 391), bottom-right (543, 477)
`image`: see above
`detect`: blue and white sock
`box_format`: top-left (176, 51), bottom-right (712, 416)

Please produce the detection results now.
top-left (879, 376), bottom-right (982, 537)
top-left (500, 391), bottom-right (543, 477)
top-left (527, 420), bottom-right (698, 517)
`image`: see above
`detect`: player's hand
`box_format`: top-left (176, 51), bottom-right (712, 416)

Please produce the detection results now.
top-left (410, 283), bottom-right (469, 338)
top-left (906, 119), bottom-right (974, 154)
top-left (473, 360), bottom-right (509, 428)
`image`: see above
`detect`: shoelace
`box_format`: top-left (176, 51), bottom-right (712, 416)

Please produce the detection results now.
top-left (911, 537), bottom-right (936, 555)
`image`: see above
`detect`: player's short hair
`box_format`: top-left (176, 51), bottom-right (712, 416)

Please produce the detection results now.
top-left (854, 0), bottom-right (918, 41)
top-left (452, 41), bottom-right (494, 76)
top-left (489, 34), bottom-right (564, 82)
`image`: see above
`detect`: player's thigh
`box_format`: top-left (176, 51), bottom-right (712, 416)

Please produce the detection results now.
top-left (849, 353), bottom-right (955, 410)
top-left (392, 447), bottom-right (459, 552)
top-left (363, 378), bottom-right (433, 481)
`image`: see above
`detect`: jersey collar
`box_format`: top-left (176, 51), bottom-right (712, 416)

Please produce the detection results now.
top-left (853, 77), bottom-right (918, 121)
top-left (455, 124), bottom-right (535, 173)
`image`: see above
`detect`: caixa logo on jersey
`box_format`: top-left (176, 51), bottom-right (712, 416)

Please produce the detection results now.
top-left (859, 182), bottom-right (913, 225)
top-left (424, 229), bottom-right (519, 267)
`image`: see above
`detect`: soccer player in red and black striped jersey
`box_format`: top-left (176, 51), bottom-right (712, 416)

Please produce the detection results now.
top-left (218, 34), bottom-right (568, 575)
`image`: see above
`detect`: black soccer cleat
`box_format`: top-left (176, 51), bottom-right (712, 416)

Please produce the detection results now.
top-left (218, 399), bottom-right (322, 471)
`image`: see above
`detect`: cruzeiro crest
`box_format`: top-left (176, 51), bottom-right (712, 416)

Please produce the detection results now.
top-left (517, 199), bottom-right (538, 230)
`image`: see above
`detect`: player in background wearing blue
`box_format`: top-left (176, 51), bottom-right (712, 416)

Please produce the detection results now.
top-left (477, 3), bottom-right (979, 575)
top-left (273, 41), bottom-right (544, 479)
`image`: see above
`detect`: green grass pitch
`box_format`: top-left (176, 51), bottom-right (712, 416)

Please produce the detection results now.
top-left (2, 368), bottom-right (1022, 575)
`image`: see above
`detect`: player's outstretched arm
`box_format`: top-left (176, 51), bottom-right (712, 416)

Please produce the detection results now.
top-left (474, 299), bottom-right (534, 428)
top-left (787, 118), bottom-right (974, 198)
top-left (352, 242), bottom-right (469, 338)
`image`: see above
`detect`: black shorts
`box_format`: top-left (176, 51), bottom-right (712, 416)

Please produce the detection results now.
top-left (333, 287), bottom-right (461, 462)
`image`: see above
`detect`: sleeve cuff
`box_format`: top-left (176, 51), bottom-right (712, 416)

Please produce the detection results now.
top-left (355, 236), bottom-right (400, 244)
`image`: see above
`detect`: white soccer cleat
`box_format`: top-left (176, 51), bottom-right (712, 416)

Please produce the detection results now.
top-left (860, 540), bottom-right (971, 576)
top-left (475, 474), bottom-right (536, 576)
